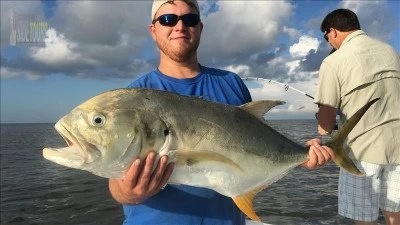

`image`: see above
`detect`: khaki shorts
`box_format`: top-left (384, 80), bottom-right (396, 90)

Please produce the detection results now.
top-left (338, 162), bottom-right (400, 222)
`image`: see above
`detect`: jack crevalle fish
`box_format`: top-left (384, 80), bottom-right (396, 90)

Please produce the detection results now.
top-left (43, 88), bottom-right (378, 221)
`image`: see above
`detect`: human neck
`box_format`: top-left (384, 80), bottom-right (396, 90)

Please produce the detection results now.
top-left (158, 54), bottom-right (201, 79)
top-left (336, 30), bottom-right (357, 49)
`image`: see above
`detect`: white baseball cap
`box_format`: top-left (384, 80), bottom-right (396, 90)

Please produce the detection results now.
top-left (151, 0), bottom-right (200, 21)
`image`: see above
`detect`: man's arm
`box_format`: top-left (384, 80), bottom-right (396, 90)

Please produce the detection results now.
top-left (109, 152), bottom-right (174, 204)
top-left (300, 105), bottom-right (338, 169)
top-left (316, 105), bottom-right (337, 135)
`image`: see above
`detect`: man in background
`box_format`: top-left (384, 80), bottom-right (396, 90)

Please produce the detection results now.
top-left (315, 8), bottom-right (399, 225)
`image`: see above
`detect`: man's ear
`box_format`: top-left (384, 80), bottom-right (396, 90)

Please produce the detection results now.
top-left (149, 24), bottom-right (156, 41)
top-left (199, 21), bottom-right (203, 33)
top-left (332, 28), bottom-right (338, 39)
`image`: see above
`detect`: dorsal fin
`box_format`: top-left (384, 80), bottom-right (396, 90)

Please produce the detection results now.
top-left (240, 100), bottom-right (285, 120)
top-left (232, 185), bottom-right (267, 221)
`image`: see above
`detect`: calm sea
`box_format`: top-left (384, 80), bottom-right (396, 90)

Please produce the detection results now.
top-left (0, 121), bottom-right (385, 225)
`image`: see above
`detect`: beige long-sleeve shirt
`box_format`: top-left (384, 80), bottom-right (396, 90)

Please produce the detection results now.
top-left (315, 30), bottom-right (400, 164)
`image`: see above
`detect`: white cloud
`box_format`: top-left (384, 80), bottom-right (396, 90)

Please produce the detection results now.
top-left (48, 1), bottom-right (151, 68)
top-left (1, 0), bottom-right (397, 84)
top-left (0, 0), bottom-right (46, 47)
top-left (246, 78), bottom-right (319, 119)
top-left (199, 1), bottom-right (294, 60)
top-left (31, 29), bottom-right (97, 66)
top-left (340, 0), bottom-right (397, 42)
top-left (341, 0), bottom-right (382, 14)
top-left (1, 1), bottom-right (154, 79)
top-left (283, 26), bottom-right (301, 39)
top-left (2, 0), bottom-right (397, 122)
top-left (286, 60), bottom-right (300, 75)
top-left (223, 64), bottom-right (251, 77)
top-left (289, 35), bottom-right (320, 58)
top-left (0, 67), bottom-right (20, 79)
top-left (0, 67), bottom-right (42, 80)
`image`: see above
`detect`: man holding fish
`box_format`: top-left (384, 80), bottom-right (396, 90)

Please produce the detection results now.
top-left (315, 9), bottom-right (399, 225)
top-left (108, 1), bottom-right (334, 224)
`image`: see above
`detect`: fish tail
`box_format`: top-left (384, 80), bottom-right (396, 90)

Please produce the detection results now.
top-left (325, 98), bottom-right (380, 176)
top-left (232, 185), bottom-right (266, 221)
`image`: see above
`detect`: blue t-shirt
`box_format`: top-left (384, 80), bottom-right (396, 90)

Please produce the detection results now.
top-left (123, 65), bottom-right (252, 225)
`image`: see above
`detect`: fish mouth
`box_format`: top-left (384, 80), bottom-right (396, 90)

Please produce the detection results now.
top-left (43, 123), bottom-right (101, 168)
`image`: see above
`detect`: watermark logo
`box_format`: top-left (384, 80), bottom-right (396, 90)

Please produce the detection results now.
top-left (9, 10), bottom-right (49, 46)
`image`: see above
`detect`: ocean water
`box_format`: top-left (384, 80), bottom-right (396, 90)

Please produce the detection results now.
top-left (0, 121), bottom-right (386, 225)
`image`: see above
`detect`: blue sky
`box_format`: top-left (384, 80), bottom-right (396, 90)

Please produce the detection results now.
top-left (1, 0), bottom-right (399, 123)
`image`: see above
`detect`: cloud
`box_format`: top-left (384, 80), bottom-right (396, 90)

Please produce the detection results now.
top-left (245, 78), bottom-right (319, 119)
top-left (1, 0), bottom-right (46, 48)
top-left (30, 29), bottom-right (98, 66)
top-left (223, 64), bottom-right (251, 77)
top-left (340, 0), bottom-right (398, 42)
top-left (1, 0), bottom-right (397, 84)
top-left (2, 0), bottom-right (398, 122)
top-left (1, 1), bottom-right (297, 81)
top-left (298, 46), bottom-right (332, 72)
top-left (198, 1), bottom-right (294, 64)
top-left (256, 35), bottom-right (325, 82)
top-left (283, 26), bottom-right (301, 39)
top-left (46, 1), bottom-right (154, 77)
top-left (195, 2), bottom-right (330, 83)
top-left (289, 35), bottom-right (320, 58)
top-left (51, 1), bottom-right (149, 46)
top-left (286, 60), bottom-right (300, 74)
top-left (0, 65), bottom-right (42, 80)
top-left (1, 1), bottom-right (155, 80)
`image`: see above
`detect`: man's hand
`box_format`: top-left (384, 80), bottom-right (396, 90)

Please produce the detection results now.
top-left (109, 151), bottom-right (174, 204)
top-left (301, 138), bottom-right (335, 169)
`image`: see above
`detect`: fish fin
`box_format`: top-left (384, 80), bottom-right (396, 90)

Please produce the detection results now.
top-left (240, 100), bottom-right (285, 120)
top-left (325, 98), bottom-right (380, 176)
top-left (174, 150), bottom-right (243, 172)
top-left (232, 185), bottom-right (266, 221)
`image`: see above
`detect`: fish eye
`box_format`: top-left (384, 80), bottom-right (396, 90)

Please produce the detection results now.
top-left (90, 113), bottom-right (106, 127)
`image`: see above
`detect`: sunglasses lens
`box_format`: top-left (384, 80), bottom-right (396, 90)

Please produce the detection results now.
top-left (324, 30), bottom-right (331, 42)
top-left (156, 14), bottom-right (200, 27)
top-left (181, 14), bottom-right (200, 27)
top-left (159, 14), bottom-right (179, 26)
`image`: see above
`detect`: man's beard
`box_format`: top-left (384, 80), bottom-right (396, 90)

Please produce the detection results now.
top-left (157, 39), bottom-right (200, 63)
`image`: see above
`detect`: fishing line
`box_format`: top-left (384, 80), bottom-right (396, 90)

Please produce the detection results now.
top-left (241, 77), bottom-right (314, 100)
top-left (243, 77), bottom-right (339, 130)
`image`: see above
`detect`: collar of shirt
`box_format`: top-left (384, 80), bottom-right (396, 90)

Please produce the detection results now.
top-left (340, 30), bottom-right (366, 48)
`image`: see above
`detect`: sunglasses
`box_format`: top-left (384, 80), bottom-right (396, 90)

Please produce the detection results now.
top-left (152, 13), bottom-right (200, 27)
top-left (324, 29), bottom-right (332, 42)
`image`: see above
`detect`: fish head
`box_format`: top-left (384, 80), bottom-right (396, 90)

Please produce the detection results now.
top-left (43, 90), bottom-right (145, 178)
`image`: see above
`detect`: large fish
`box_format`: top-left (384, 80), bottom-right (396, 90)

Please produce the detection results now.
top-left (43, 88), bottom-right (377, 221)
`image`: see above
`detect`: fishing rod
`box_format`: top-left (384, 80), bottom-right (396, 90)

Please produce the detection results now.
top-left (241, 77), bottom-right (314, 100)
top-left (243, 76), bottom-right (339, 130)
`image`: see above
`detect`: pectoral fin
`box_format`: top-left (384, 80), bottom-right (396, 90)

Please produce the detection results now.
top-left (173, 150), bottom-right (243, 172)
top-left (232, 185), bottom-right (266, 221)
